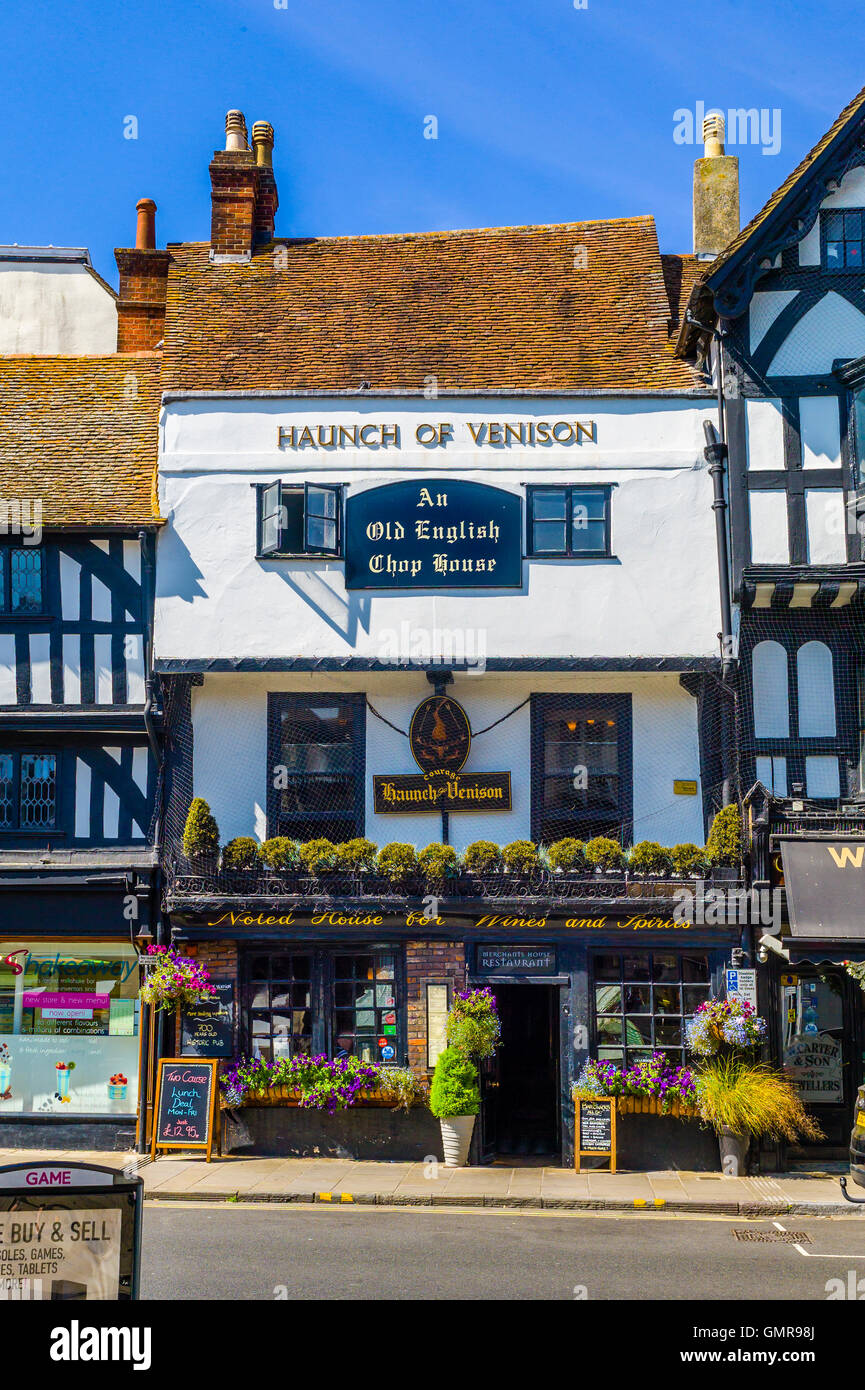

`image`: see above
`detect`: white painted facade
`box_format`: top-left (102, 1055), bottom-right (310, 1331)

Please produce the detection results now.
top-left (156, 393), bottom-right (722, 850)
top-left (0, 251), bottom-right (116, 354)
top-left (156, 395), bottom-right (720, 662)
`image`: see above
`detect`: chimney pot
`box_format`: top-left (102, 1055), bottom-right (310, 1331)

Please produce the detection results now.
top-left (702, 112), bottom-right (726, 158)
top-left (135, 198), bottom-right (157, 251)
top-left (251, 120), bottom-right (275, 168)
top-left (224, 110), bottom-right (248, 152)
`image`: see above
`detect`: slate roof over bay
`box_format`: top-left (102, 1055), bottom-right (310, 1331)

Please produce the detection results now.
top-left (161, 218), bottom-right (705, 393)
top-left (0, 355), bottom-right (162, 525)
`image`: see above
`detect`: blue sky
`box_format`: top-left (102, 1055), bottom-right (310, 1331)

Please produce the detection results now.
top-left (2, 0), bottom-right (860, 285)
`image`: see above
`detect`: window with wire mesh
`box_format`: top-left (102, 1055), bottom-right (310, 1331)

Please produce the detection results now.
top-left (592, 951), bottom-right (711, 1068)
top-left (0, 752), bottom-right (56, 830)
top-left (333, 951), bottom-right (399, 1064)
top-left (267, 693), bottom-right (365, 843)
top-left (245, 952), bottom-right (313, 1061)
top-left (0, 548), bottom-right (43, 614)
top-left (532, 694), bottom-right (631, 844)
top-left (822, 210), bottom-right (864, 270)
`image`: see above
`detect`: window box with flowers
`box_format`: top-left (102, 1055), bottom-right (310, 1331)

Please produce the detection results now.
top-left (573, 1052), bottom-right (717, 1170)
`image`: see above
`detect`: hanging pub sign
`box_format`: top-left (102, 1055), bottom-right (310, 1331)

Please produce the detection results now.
top-left (409, 695), bottom-right (471, 773)
top-left (375, 693), bottom-right (512, 812)
top-left (344, 478), bottom-right (522, 589)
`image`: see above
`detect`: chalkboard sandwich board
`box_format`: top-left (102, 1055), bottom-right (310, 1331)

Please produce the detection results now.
top-left (574, 1096), bottom-right (616, 1173)
top-left (181, 981), bottom-right (235, 1058)
top-left (152, 1058), bottom-right (220, 1161)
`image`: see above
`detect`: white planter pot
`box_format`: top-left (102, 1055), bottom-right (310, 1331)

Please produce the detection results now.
top-left (440, 1114), bottom-right (476, 1167)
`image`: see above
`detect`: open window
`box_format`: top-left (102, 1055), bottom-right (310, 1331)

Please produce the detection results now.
top-left (257, 482), bottom-right (342, 558)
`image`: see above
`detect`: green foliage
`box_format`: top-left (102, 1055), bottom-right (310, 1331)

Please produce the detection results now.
top-left (260, 837), bottom-right (300, 871)
top-left (584, 836), bottom-right (626, 871)
top-left (706, 803), bottom-right (742, 868)
top-left (418, 843), bottom-right (460, 878)
top-left (376, 842), bottom-right (418, 881)
top-left (377, 1066), bottom-right (430, 1112)
top-left (446, 987), bottom-right (501, 1060)
top-left (502, 839), bottom-right (539, 873)
top-left (299, 838), bottom-right (337, 875)
top-left (221, 836), bottom-right (261, 871)
top-left (547, 837), bottom-right (586, 872)
top-left (182, 798), bottom-right (219, 860)
top-left (333, 837), bottom-right (378, 872)
top-left (844, 961), bottom-right (865, 993)
top-left (429, 1046), bottom-right (480, 1118)
top-left (671, 842), bottom-right (710, 877)
top-left (696, 1057), bottom-right (824, 1141)
top-left (628, 840), bottom-right (672, 876)
top-left (463, 840), bottom-right (502, 873)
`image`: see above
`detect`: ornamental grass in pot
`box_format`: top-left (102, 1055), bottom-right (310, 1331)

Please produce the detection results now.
top-left (696, 1058), bottom-right (823, 1173)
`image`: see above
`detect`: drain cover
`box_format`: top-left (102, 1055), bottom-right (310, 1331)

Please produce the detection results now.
top-left (732, 1229), bottom-right (811, 1244)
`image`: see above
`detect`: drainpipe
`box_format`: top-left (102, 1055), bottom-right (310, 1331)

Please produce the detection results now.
top-left (702, 323), bottom-right (737, 810)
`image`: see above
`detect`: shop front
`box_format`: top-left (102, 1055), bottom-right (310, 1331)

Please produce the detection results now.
top-left (0, 868), bottom-right (156, 1150)
top-left (168, 895), bottom-right (740, 1167)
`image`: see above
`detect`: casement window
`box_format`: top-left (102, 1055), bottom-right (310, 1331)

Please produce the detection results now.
top-left (531, 693), bottom-right (632, 844)
top-left (0, 752), bottom-right (57, 829)
top-left (526, 485), bottom-right (612, 558)
top-left (592, 951), bottom-right (712, 1069)
top-left (0, 547), bottom-right (43, 614)
top-left (267, 693), bottom-right (365, 842)
top-left (257, 482), bottom-right (341, 557)
top-left (243, 947), bottom-right (402, 1065)
top-left (749, 637), bottom-right (842, 801)
top-left (822, 210), bottom-right (864, 270)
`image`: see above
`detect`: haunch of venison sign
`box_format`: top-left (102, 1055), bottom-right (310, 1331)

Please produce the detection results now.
top-left (344, 479), bottom-right (522, 588)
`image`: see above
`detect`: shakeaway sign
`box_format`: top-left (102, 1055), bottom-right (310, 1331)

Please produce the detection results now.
top-left (344, 479), bottom-right (522, 589)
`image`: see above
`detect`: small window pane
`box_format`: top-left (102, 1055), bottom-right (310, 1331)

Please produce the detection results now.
top-left (623, 955), bottom-right (650, 982)
top-left (594, 955), bottom-right (620, 982)
top-left (532, 491), bottom-right (567, 520)
top-left (0, 753), bottom-right (14, 827)
top-left (533, 520), bottom-right (568, 552)
top-left (624, 984), bottom-right (651, 1012)
top-left (19, 753), bottom-right (56, 829)
top-left (571, 519), bottom-right (606, 553)
top-left (681, 954), bottom-right (710, 984)
top-left (652, 953), bottom-right (678, 983)
top-left (655, 1019), bottom-right (682, 1047)
top-left (825, 212), bottom-right (845, 240)
top-left (596, 1015), bottom-right (622, 1042)
top-left (596, 984), bottom-right (621, 1013)
top-left (826, 242), bottom-right (843, 268)
top-left (846, 212), bottom-right (862, 240)
top-left (653, 985), bottom-right (681, 1014)
top-left (806, 755), bottom-right (840, 799)
top-left (848, 242), bottom-right (863, 269)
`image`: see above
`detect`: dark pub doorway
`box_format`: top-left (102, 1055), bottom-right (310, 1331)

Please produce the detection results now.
top-left (482, 984), bottom-right (560, 1160)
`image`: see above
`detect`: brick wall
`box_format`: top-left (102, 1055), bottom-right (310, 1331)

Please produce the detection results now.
top-left (406, 940), bottom-right (466, 1077)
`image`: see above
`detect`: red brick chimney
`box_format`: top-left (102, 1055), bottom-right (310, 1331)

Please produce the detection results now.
top-left (114, 198), bottom-right (170, 352)
top-left (209, 110), bottom-right (278, 262)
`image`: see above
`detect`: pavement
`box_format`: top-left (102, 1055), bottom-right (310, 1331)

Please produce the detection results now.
top-left (2, 1148), bottom-right (864, 1216)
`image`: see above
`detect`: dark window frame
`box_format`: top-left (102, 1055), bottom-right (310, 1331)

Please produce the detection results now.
top-left (241, 945), bottom-right (407, 1065)
top-left (526, 484), bottom-right (614, 559)
top-left (0, 544), bottom-right (45, 615)
top-left (256, 482), bottom-right (343, 558)
top-left (530, 692), bottom-right (633, 845)
top-left (821, 208), bottom-right (865, 272)
top-left (266, 691), bottom-right (366, 842)
top-left (0, 749), bottom-right (58, 831)
top-left (590, 949), bottom-right (713, 1069)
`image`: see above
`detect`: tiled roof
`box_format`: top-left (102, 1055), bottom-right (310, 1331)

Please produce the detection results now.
top-left (162, 219), bottom-right (705, 393)
top-left (0, 356), bottom-right (162, 525)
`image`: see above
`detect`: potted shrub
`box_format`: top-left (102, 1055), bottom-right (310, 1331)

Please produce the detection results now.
top-left (261, 836), bottom-right (300, 871)
top-left (706, 803), bottom-right (742, 880)
top-left (182, 797), bottom-right (219, 867)
top-left (334, 837), bottom-right (378, 873)
top-left (584, 836), bottom-right (626, 873)
top-left (671, 842), bottom-right (710, 878)
top-left (462, 840), bottom-right (501, 874)
top-left (377, 842), bottom-right (418, 882)
top-left (446, 987), bottom-right (501, 1060)
top-left (547, 837), bottom-right (586, 874)
top-left (502, 839), bottom-right (539, 875)
top-left (429, 1046), bottom-right (480, 1166)
top-left (299, 838), bottom-right (337, 876)
top-left (418, 843), bottom-right (459, 881)
top-left (696, 1057), bottom-right (823, 1175)
top-left (628, 840), bottom-right (673, 877)
top-left (221, 836), bottom-right (262, 871)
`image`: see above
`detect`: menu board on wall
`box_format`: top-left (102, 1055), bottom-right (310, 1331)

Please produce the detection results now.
top-left (181, 982), bottom-right (235, 1058)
